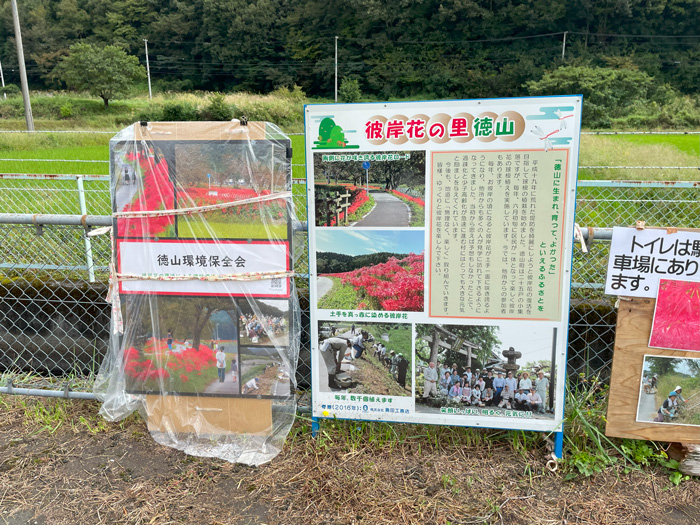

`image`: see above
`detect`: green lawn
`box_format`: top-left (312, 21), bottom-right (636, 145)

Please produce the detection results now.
top-left (318, 276), bottom-right (365, 310)
top-left (177, 219), bottom-right (288, 241)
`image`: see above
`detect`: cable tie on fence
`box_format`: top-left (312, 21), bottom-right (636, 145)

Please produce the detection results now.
top-left (636, 220), bottom-right (646, 230)
top-left (573, 223), bottom-right (588, 253)
top-left (667, 227), bottom-right (678, 234)
top-left (88, 226), bottom-right (112, 237)
top-left (113, 191), bottom-right (292, 219)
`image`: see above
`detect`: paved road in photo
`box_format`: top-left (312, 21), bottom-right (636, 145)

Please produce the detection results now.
top-left (317, 276), bottom-right (334, 299)
top-left (637, 390), bottom-right (659, 422)
top-left (353, 191), bottom-right (410, 227)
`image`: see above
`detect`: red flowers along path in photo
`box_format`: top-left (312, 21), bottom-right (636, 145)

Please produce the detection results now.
top-left (649, 279), bottom-right (700, 351)
top-left (388, 189), bottom-right (425, 207)
top-left (324, 252), bottom-right (424, 311)
top-left (124, 340), bottom-right (217, 384)
top-left (118, 154), bottom-right (175, 237)
top-left (119, 153), bottom-right (285, 237)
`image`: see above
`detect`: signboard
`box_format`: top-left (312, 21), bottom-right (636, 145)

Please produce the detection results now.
top-left (605, 227), bottom-right (700, 298)
top-left (110, 121), bottom-right (295, 400)
top-left (306, 97), bottom-right (582, 432)
top-left (605, 227), bottom-right (700, 442)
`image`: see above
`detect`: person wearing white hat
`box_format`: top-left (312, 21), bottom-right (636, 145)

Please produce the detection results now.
top-left (674, 386), bottom-right (686, 405)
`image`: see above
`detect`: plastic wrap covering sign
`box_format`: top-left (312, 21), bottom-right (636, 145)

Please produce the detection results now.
top-left (306, 97), bottom-right (582, 434)
top-left (94, 121), bottom-right (299, 466)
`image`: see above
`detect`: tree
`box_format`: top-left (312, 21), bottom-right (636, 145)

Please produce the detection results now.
top-left (54, 42), bottom-right (145, 107)
top-left (339, 78), bottom-right (362, 103)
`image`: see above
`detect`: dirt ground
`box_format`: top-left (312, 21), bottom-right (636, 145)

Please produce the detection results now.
top-left (2, 396), bottom-right (700, 525)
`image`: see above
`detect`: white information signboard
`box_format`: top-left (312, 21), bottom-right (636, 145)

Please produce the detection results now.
top-left (306, 96), bottom-right (582, 433)
top-left (605, 227), bottom-right (700, 298)
top-left (118, 239), bottom-right (290, 297)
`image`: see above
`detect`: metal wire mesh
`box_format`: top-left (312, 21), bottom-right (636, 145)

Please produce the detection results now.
top-left (1, 131), bottom-right (699, 393)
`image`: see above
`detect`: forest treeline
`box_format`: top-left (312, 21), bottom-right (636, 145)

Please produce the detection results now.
top-left (317, 252), bottom-right (407, 274)
top-left (2, 0), bottom-right (700, 101)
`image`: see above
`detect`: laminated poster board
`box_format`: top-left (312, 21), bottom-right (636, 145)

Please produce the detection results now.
top-left (605, 227), bottom-right (700, 442)
top-left (306, 97), bottom-right (582, 432)
top-left (110, 122), bottom-right (294, 434)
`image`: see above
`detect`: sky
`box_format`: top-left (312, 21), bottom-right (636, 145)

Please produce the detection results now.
top-left (316, 229), bottom-right (425, 256)
top-left (493, 323), bottom-right (557, 364)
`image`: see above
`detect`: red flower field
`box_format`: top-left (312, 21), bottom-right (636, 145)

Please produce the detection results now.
top-left (324, 252), bottom-right (424, 311)
top-left (650, 279), bottom-right (700, 351)
top-left (123, 339), bottom-right (217, 384)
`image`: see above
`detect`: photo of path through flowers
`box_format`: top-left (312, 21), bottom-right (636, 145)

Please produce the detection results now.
top-left (113, 140), bottom-right (289, 241)
top-left (316, 230), bottom-right (424, 312)
top-left (114, 142), bottom-right (175, 238)
top-left (314, 151), bottom-right (425, 228)
top-left (123, 296), bottom-right (241, 396)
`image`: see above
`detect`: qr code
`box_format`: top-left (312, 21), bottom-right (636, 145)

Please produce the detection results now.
top-left (271, 278), bottom-right (282, 289)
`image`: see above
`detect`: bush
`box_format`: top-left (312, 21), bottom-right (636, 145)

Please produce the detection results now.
top-left (160, 101), bottom-right (198, 121)
top-left (59, 102), bottom-right (73, 118)
top-left (526, 65), bottom-right (660, 127)
top-left (136, 105), bottom-right (162, 122)
top-left (200, 93), bottom-right (234, 121)
top-left (0, 84), bottom-right (21, 98)
top-left (339, 78), bottom-right (362, 103)
top-left (271, 84), bottom-right (307, 103)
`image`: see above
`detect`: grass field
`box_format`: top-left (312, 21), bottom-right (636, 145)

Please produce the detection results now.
top-left (0, 109), bottom-right (698, 226)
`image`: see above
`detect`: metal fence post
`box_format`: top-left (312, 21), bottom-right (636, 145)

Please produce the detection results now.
top-left (76, 176), bottom-right (96, 283)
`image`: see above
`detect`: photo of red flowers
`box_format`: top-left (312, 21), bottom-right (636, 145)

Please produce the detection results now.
top-left (316, 230), bottom-right (425, 312)
top-left (112, 139), bottom-right (290, 241)
top-left (649, 279), bottom-right (700, 352)
top-left (113, 142), bottom-right (175, 238)
top-left (123, 295), bottom-right (242, 396)
top-left (314, 151), bottom-right (425, 228)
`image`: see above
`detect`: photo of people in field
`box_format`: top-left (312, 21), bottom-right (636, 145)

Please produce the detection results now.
top-left (239, 346), bottom-right (291, 397)
top-left (174, 141), bottom-right (290, 241)
top-left (122, 295), bottom-right (241, 396)
top-left (313, 151), bottom-right (425, 228)
top-left (317, 321), bottom-right (412, 396)
top-left (414, 323), bottom-right (555, 419)
top-left (637, 355), bottom-right (700, 426)
top-left (316, 229), bottom-right (424, 312)
top-left (238, 299), bottom-right (290, 347)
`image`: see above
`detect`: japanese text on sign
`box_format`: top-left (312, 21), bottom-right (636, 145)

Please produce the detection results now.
top-left (118, 240), bottom-right (289, 297)
top-left (429, 150), bottom-right (568, 320)
top-left (605, 227), bottom-right (700, 297)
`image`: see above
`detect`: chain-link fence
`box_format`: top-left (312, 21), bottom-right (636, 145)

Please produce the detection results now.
top-left (1, 131), bottom-right (699, 396)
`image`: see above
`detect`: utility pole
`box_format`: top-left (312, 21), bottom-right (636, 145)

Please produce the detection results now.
top-left (0, 57), bottom-right (6, 99)
top-left (561, 31), bottom-right (568, 62)
top-left (10, 0), bottom-right (34, 130)
top-left (334, 36), bottom-right (338, 102)
top-left (144, 39), bottom-right (152, 100)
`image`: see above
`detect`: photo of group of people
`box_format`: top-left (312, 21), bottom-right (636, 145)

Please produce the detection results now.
top-left (122, 295), bottom-right (291, 398)
top-left (317, 321), bottom-right (412, 396)
top-left (414, 323), bottom-right (555, 418)
top-left (636, 355), bottom-right (700, 427)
